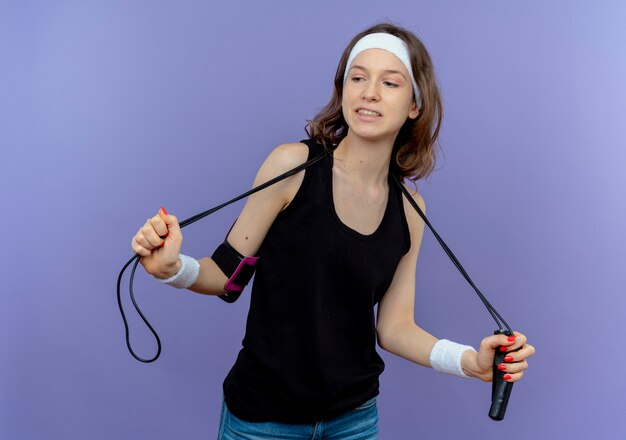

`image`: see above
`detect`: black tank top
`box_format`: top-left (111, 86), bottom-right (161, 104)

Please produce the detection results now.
top-left (223, 138), bottom-right (411, 423)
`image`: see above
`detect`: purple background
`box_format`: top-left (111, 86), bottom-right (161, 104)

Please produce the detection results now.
top-left (2, 1), bottom-right (625, 439)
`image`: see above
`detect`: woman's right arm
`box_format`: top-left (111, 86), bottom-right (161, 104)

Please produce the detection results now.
top-left (130, 142), bottom-right (310, 296)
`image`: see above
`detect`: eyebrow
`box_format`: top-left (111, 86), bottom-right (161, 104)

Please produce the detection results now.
top-left (348, 64), bottom-right (408, 80)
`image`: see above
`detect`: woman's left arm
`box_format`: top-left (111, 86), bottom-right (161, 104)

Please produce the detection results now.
top-left (376, 187), bottom-right (535, 382)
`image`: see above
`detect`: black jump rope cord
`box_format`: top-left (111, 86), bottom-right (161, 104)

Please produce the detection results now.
top-left (117, 153), bottom-right (515, 419)
top-left (391, 175), bottom-right (512, 334)
top-left (117, 154), bottom-right (325, 363)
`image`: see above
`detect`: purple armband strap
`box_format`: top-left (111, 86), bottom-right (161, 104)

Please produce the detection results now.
top-left (211, 241), bottom-right (259, 303)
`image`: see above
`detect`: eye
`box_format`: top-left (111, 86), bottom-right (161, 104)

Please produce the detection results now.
top-left (383, 81), bottom-right (399, 88)
top-left (351, 75), bottom-right (365, 82)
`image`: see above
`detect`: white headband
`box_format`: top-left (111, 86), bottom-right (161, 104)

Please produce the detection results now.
top-left (343, 32), bottom-right (421, 106)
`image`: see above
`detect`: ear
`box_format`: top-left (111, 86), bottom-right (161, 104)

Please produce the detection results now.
top-left (408, 101), bottom-right (420, 119)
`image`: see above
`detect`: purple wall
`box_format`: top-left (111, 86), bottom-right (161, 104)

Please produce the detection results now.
top-left (2, 1), bottom-right (625, 438)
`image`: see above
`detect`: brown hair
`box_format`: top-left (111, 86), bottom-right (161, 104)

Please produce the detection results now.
top-left (305, 22), bottom-right (443, 182)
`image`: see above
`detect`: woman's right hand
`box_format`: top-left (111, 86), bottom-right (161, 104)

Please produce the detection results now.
top-left (131, 207), bottom-right (183, 278)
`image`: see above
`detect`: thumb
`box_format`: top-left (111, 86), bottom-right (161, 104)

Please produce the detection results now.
top-left (158, 207), bottom-right (182, 243)
top-left (477, 333), bottom-right (517, 368)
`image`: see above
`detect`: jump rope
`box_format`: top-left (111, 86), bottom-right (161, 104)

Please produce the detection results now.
top-left (117, 151), bottom-right (516, 420)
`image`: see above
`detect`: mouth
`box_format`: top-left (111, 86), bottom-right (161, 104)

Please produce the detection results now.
top-left (355, 108), bottom-right (382, 117)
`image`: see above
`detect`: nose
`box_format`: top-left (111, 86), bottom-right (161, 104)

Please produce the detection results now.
top-left (361, 81), bottom-right (380, 101)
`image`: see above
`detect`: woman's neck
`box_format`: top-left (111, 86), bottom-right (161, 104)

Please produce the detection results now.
top-left (333, 133), bottom-right (394, 187)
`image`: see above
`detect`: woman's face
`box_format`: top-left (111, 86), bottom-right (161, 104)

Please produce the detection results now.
top-left (342, 48), bottom-right (419, 143)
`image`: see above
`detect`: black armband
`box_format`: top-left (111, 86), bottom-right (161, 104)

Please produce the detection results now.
top-left (211, 241), bottom-right (259, 303)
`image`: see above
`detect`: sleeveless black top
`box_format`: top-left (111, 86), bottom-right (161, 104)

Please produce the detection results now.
top-left (223, 139), bottom-right (411, 423)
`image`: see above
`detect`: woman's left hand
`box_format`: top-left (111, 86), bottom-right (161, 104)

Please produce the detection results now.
top-left (462, 331), bottom-right (536, 382)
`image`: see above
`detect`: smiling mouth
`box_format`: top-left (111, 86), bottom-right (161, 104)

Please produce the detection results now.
top-left (356, 109), bottom-right (382, 117)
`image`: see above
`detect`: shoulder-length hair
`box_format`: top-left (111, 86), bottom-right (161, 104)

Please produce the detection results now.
top-left (305, 22), bottom-right (443, 182)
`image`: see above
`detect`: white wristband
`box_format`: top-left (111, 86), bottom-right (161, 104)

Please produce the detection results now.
top-left (429, 339), bottom-right (476, 378)
top-left (155, 254), bottom-right (200, 289)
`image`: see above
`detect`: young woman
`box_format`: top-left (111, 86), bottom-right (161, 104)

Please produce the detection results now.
top-left (131, 22), bottom-right (535, 439)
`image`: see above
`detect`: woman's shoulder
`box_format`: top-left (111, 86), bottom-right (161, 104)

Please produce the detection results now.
top-left (401, 183), bottom-right (426, 212)
top-left (393, 182), bottom-right (426, 256)
top-left (252, 142), bottom-right (311, 196)
top-left (269, 142), bottom-right (310, 166)
top-left (262, 139), bottom-right (327, 176)
top-left (399, 182), bottom-right (426, 237)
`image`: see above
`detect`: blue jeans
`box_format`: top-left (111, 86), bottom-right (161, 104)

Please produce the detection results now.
top-left (217, 397), bottom-right (379, 439)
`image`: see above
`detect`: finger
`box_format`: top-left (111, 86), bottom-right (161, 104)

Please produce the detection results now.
top-left (503, 343), bottom-right (536, 363)
top-left (132, 233), bottom-right (154, 253)
top-left (476, 334), bottom-right (514, 372)
top-left (481, 333), bottom-right (517, 353)
top-left (158, 207), bottom-right (182, 242)
top-left (507, 331), bottom-right (527, 351)
top-left (525, 343), bottom-right (536, 358)
top-left (135, 233), bottom-right (152, 250)
top-left (502, 370), bottom-right (524, 383)
top-left (140, 222), bottom-right (164, 248)
top-left (498, 359), bottom-right (528, 374)
top-left (131, 241), bottom-right (151, 257)
top-left (149, 214), bottom-right (168, 239)
top-left (495, 332), bottom-right (530, 355)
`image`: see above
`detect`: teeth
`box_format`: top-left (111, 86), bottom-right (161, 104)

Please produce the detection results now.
top-left (357, 109), bottom-right (381, 116)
